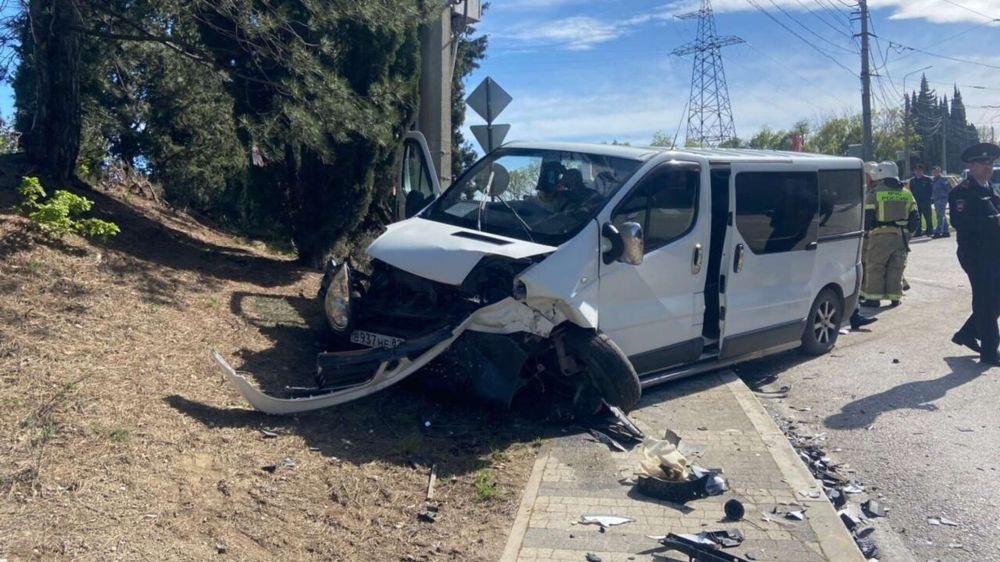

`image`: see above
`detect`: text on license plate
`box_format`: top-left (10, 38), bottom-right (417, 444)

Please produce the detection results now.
top-left (350, 330), bottom-right (405, 349)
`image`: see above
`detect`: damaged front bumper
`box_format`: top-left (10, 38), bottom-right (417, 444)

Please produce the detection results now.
top-left (214, 297), bottom-right (561, 415)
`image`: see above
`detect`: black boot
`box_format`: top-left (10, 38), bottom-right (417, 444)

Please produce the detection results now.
top-left (952, 333), bottom-right (981, 353)
top-left (850, 310), bottom-right (877, 330)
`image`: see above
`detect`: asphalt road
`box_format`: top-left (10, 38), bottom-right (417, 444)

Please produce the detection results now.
top-left (737, 234), bottom-right (1000, 562)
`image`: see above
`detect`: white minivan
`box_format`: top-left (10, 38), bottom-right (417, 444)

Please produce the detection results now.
top-left (216, 142), bottom-right (865, 415)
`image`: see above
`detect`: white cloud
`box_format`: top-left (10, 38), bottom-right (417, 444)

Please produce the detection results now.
top-left (704, 0), bottom-right (997, 25)
top-left (494, 16), bottom-right (626, 51)
top-left (489, 4), bottom-right (675, 51)
top-left (497, 0), bottom-right (598, 10)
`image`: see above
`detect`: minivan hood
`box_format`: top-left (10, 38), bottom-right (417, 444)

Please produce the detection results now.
top-left (367, 218), bottom-right (556, 286)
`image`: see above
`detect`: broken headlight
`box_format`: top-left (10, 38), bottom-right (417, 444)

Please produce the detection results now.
top-left (324, 263), bottom-right (351, 332)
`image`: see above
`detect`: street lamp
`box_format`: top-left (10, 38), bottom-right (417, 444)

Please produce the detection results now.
top-left (902, 65), bottom-right (932, 178)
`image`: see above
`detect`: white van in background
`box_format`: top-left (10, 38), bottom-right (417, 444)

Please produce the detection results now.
top-left (217, 143), bottom-right (866, 415)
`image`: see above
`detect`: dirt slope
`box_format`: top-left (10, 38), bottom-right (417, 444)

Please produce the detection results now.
top-left (0, 165), bottom-right (542, 561)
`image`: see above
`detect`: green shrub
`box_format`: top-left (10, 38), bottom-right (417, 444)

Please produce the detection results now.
top-left (16, 176), bottom-right (120, 241)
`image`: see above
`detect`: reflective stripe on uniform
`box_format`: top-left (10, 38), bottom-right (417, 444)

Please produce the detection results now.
top-left (875, 189), bottom-right (913, 223)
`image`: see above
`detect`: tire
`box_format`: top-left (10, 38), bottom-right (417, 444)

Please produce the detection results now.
top-left (800, 288), bottom-right (843, 356)
top-left (563, 328), bottom-right (642, 413)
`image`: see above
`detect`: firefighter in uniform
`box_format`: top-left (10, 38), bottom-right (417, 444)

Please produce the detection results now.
top-left (949, 142), bottom-right (1000, 364)
top-left (860, 162), bottom-right (918, 307)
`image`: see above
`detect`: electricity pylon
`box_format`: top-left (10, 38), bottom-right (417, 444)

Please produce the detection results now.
top-left (672, 0), bottom-right (743, 147)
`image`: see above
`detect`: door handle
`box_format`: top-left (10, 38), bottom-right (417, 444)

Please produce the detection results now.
top-left (691, 243), bottom-right (703, 274)
top-left (733, 243), bottom-right (745, 273)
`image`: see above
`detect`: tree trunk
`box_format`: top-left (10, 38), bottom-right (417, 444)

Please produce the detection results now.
top-left (23, 0), bottom-right (82, 182)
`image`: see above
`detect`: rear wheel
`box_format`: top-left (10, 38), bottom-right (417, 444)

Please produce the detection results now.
top-left (801, 289), bottom-right (843, 356)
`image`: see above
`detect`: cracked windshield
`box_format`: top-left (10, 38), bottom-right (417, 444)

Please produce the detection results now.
top-left (423, 149), bottom-right (642, 246)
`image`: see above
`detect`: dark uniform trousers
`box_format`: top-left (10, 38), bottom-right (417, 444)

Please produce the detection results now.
top-left (950, 178), bottom-right (1000, 360)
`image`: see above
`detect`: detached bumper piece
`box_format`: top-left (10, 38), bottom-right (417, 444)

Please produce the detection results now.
top-left (212, 326), bottom-right (460, 415)
top-left (315, 328), bottom-right (453, 389)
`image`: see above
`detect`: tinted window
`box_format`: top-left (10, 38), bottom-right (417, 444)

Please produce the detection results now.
top-left (735, 172), bottom-right (817, 254)
top-left (818, 169), bottom-right (863, 238)
top-left (612, 165), bottom-right (699, 252)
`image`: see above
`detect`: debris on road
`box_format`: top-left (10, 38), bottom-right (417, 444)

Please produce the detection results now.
top-left (579, 514), bottom-right (635, 529)
top-left (425, 463), bottom-right (438, 501)
top-left (634, 430), bottom-right (728, 503)
top-left (585, 553), bottom-right (602, 562)
top-left (861, 499), bottom-right (886, 518)
top-left (657, 533), bottom-right (752, 562)
top-left (724, 499), bottom-right (746, 521)
top-left (588, 429), bottom-right (627, 453)
top-left (785, 509), bottom-right (806, 521)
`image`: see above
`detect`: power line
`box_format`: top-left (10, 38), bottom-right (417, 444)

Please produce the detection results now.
top-left (741, 41), bottom-right (853, 110)
top-left (766, 0), bottom-right (857, 54)
top-left (888, 40), bottom-right (1000, 71)
top-left (812, 0), bottom-right (855, 31)
top-left (744, 0), bottom-right (856, 76)
top-left (940, 0), bottom-right (997, 22)
top-left (796, 0), bottom-right (853, 36)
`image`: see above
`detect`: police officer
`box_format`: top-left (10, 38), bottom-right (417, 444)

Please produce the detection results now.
top-left (860, 162), bottom-right (919, 307)
top-left (949, 142), bottom-right (1000, 364)
top-left (908, 164), bottom-right (934, 237)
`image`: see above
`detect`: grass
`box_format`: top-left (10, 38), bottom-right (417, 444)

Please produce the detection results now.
top-left (487, 449), bottom-right (510, 465)
top-left (473, 470), bottom-right (500, 503)
top-left (110, 429), bottom-right (131, 443)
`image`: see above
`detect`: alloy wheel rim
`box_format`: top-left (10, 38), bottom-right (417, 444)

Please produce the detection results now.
top-left (813, 300), bottom-right (838, 344)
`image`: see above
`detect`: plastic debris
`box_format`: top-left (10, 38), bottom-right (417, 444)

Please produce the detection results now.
top-left (861, 500), bottom-right (885, 518)
top-left (785, 510), bottom-right (806, 521)
top-left (639, 432), bottom-right (689, 480)
top-left (939, 516), bottom-right (959, 527)
top-left (588, 429), bottom-right (626, 453)
top-left (927, 517), bottom-right (941, 526)
top-left (579, 515), bottom-right (635, 529)
top-left (658, 534), bottom-right (752, 562)
top-left (260, 429), bottom-right (279, 439)
top-left (604, 402), bottom-right (645, 441)
top-left (724, 499), bottom-right (746, 521)
top-left (839, 509), bottom-right (862, 531)
top-left (798, 490), bottom-right (822, 499)
top-left (843, 483), bottom-right (865, 494)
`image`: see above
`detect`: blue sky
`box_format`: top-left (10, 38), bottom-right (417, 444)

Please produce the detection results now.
top-left (1, 1), bottom-right (996, 148)
top-left (461, 0), bottom-right (1000, 149)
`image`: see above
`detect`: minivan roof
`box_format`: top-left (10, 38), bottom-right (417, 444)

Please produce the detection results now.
top-left (502, 141), bottom-right (863, 167)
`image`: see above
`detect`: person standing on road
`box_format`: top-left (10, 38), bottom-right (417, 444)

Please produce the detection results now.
top-left (861, 162), bottom-right (919, 307)
top-left (909, 164), bottom-right (934, 237)
top-left (949, 142), bottom-right (1000, 364)
top-left (931, 165), bottom-right (951, 238)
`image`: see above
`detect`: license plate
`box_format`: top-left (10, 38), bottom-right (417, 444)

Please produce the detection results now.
top-left (350, 330), bottom-right (405, 349)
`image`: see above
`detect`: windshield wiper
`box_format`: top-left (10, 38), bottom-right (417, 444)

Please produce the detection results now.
top-left (476, 169), bottom-right (495, 232)
top-left (495, 197), bottom-right (535, 242)
top-left (475, 169), bottom-right (535, 242)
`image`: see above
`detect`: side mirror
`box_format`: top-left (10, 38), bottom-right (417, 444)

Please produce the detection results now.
top-left (601, 222), bottom-right (644, 265)
top-left (619, 221), bottom-right (644, 265)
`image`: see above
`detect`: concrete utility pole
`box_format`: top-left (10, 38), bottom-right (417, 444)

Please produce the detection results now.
top-left (857, 0), bottom-right (874, 162)
top-left (417, 2), bottom-right (482, 188)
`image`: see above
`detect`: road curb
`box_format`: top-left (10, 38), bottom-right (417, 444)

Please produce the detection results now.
top-left (720, 371), bottom-right (866, 562)
top-left (500, 445), bottom-right (549, 562)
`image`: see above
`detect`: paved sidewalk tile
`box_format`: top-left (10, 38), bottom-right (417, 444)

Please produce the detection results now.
top-left (502, 370), bottom-right (864, 562)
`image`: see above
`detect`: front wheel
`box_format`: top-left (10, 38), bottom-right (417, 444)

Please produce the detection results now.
top-left (800, 289), bottom-right (843, 356)
top-left (562, 328), bottom-right (642, 414)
